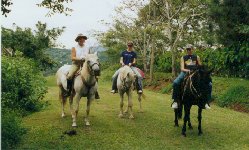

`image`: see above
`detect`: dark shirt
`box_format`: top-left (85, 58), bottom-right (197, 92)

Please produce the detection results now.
top-left (121, 50), bottom-right (137, 65)
top-left (183, 54), bottom-right (199, 70)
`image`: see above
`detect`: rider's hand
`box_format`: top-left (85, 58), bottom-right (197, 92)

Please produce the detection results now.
top-left (128, 63), bottom-right (132, 67)
top-left (81, 58), bottom-right (85, 62)
top-left (121, 62), bottom-right (125, 66)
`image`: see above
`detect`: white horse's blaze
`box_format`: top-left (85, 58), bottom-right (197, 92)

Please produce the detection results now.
top-left (56, 54), bottom-right (100, 127)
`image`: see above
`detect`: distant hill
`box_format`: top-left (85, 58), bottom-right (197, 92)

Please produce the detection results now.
top-left (44, 46), bottom-right (107, 76)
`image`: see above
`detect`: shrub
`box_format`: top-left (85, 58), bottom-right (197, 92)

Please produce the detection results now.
top-left (217, 84), bottom-right (249, 108)
top-left (1, 55), bottom-right (48, 113)
top-left (161, 84), bottom-right (172, 94)
top-left (1, 109), bottom-right (27, 149)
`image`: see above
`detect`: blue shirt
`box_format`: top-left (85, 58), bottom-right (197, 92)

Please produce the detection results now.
top-left (121, 50), bottom-right (137, 65)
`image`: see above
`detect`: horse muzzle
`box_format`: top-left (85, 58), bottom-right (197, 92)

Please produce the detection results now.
top-left (94, 69), bottom-right (100, 76)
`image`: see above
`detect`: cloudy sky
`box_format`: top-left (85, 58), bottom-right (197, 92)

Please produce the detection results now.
top-left (2, 0), bottom-right (123, 49)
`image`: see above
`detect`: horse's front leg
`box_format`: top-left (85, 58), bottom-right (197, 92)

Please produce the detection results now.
top-left (119, 91), bottom-right (124, 118)
top-left (72, 93), bottom-right (81, 127)
top-left (198, 107), bottom-right (203, 136)
top-left (59, 87), bottom-right (66, 118)
top-left (85, 97), bottom-right (93, 126)
top-left (182, 105), bottom-right (190, 137)
top-left (188, 105), bottom-right (193, 130)
top-left (127, 90), bottom-right (134, 119)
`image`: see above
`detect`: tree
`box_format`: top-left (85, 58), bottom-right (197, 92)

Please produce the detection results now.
top-left (1, 0), bottom-right (73, 17)
top-left (209, 0), bottom-right (249, 46)
top-left (2, 21), bottom-right (65, 70)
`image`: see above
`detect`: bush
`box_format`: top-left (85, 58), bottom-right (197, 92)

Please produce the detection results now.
top-left (1, 55), bottom-right (48, 113)
top-left (161, 83), bottom-right (172, 94)
top-left (217, 84), bottom-right (249, 108)
top-left (1, 109), bottom-right (27, 149)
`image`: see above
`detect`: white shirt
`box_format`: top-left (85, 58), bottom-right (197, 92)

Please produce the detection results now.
top-left (74, 44), bottom-right (89, 59)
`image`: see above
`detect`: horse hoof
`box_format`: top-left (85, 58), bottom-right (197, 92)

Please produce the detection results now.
top-left (189, 126), bottom-right (193, 130)
top-left (138, 110), bottom-right (144, 113)
top-left (198, 132), bottom-right (203, 136)
top-left (85, 122), bottom-right (90, 126)
top-left (182, 133), bottom-right (186, 137)
top-left (72, 123), bottom-right (77, 127)
top-left (129, 115), bottom-right (135, 119)
top-left (124, 111), bottom-right (128, 114)
top-left (174, 124), bottom-right (179, 127)
top-left (118, 114), bottom-right (124, 118)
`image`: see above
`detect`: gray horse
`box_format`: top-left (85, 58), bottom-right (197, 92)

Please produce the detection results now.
top-left (56, 52), bottom-right (100, 126)
top-left (117, 66), bottom-right (143, 119)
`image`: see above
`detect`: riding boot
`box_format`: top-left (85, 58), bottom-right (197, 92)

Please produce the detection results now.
top-left (111, 75), bottom-right (118, 93)
top-left (95, 91), bottom-right (100, 99)
top-left (66, 79), bottom-right (73, 97)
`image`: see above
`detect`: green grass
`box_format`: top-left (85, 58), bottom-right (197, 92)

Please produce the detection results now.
top-left (16, 76), bottom-right (249, 149)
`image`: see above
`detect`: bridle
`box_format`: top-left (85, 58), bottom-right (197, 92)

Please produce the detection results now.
top-left (121, 74), bottom-right (133, 91)
top-left (81, 60), bottom-right (100, 89)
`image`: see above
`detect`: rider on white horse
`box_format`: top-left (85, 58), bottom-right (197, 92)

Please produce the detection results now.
top-left (66, 33), bottom-right (100, 99)
top-left (111, 41), bottom-right (143, 94)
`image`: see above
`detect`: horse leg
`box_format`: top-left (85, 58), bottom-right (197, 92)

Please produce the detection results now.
top-left (72, 93), bottom-right (81, 127)
top-left (85, 98), bottom-right (92, 126)
top-left (182, 105), bottom-right (190, 137)
top-left (174, 108), bottom-right (179, 127)
top-left (138, 93), bottom-right (143, 113)
top-left (188, 105), bottom-right (193, 129)
top-left (198, 107), bottom-right (203, 136)
top-left (69, 93), bottom-right (74, 119)
top-left (59, 87), bottom-right (66, 118)
top-left (119, 92), bottom-right (124, 118)
top-left (128, 91), bottom-right (134, 119)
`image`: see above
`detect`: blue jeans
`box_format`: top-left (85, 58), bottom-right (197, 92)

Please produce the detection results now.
top-left (171, 72), bottom-right (212, 103)
top-left (172, 72), bottom-right (186, 100)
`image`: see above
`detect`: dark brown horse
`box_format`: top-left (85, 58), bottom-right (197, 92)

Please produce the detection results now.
top-left (174, 66), bottom-right (212, 137)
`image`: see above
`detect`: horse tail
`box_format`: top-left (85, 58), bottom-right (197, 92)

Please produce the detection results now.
top-left (141, 93), bottom-right (146, 99)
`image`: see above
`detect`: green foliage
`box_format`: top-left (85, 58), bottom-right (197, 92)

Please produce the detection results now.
top-left (217, 85), bottom-right (249, 109)
top-left (2, 22), bottom-right (65, 71)
top-left (209, 0), bottom-right (249, 46)
top-left (43, 48), bottom-right (71, 76)
top-left (1, 55), bottom-right (48, 113)
top-left (161, 83), bottom-right (172, 94)
top-left (1, 109), bottom-right (26, 149)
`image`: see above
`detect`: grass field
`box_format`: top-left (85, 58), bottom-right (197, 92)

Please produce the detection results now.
top-left (17, 76), bottom-right (249, 149)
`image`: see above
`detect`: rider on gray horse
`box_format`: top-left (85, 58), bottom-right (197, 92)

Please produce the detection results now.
top-left (66, 33), bottom-right (100, 99)
top-left (111, 41), bottom-right (143, 94)
top-left (171, 44), bottom-right (212, 109)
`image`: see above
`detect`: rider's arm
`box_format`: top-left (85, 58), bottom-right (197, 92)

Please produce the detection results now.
top-left (120, 57), bottom-right (125, 66)
top-left (71, 47), bottom-right (82, 61)
top-left (197, 56), bottom-right (202, 65)
top-left (129, 58), bottom-right (136, 66)
top-left (180, 57), bottom-right (190, 73)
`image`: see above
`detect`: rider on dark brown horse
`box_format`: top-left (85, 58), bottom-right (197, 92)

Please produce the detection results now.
top-left (171, 44), bottom-right (212, 109)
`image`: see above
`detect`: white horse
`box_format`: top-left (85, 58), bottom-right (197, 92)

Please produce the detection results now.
top-left (56, 52), bottom-right (100, 126)
top-left (117, 66), bottom-right (143, 119)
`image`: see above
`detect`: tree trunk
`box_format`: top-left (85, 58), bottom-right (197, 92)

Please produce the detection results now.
top-left (171, 47), bottom-right (177, 78)
top-left (143, 29), bottom-right (147, 72)
top-left (149, 40), bottom-right (155, 83)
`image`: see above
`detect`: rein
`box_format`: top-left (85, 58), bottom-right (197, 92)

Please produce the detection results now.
top-left (182, 71), bottom-right (201, 100)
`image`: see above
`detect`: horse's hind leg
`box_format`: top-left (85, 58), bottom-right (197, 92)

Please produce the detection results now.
top-left (138, 93), bottom-right (143, 113)
top-left (85, 98), bottom-right (93, 126)
top-left (119, 92), bottom-right (124, 118)
top-left (174, 109), bottom-right (179, 127)
top-left (59, 87), bottom-right (66, 118)
top-left (198, 107), bottom-right (203, 136)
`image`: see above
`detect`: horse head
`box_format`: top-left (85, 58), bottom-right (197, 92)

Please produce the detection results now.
top-left (120, 66), bottom-right (136, 90)
top-left (84, 52), bottom-right (101, 76)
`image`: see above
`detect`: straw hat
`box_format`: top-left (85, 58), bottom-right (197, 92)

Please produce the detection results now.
top-left (75, 33), bottom-right (87, 42)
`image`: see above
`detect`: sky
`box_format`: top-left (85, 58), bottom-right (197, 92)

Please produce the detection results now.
top-left (1, 0), bottom-right (123, 49)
